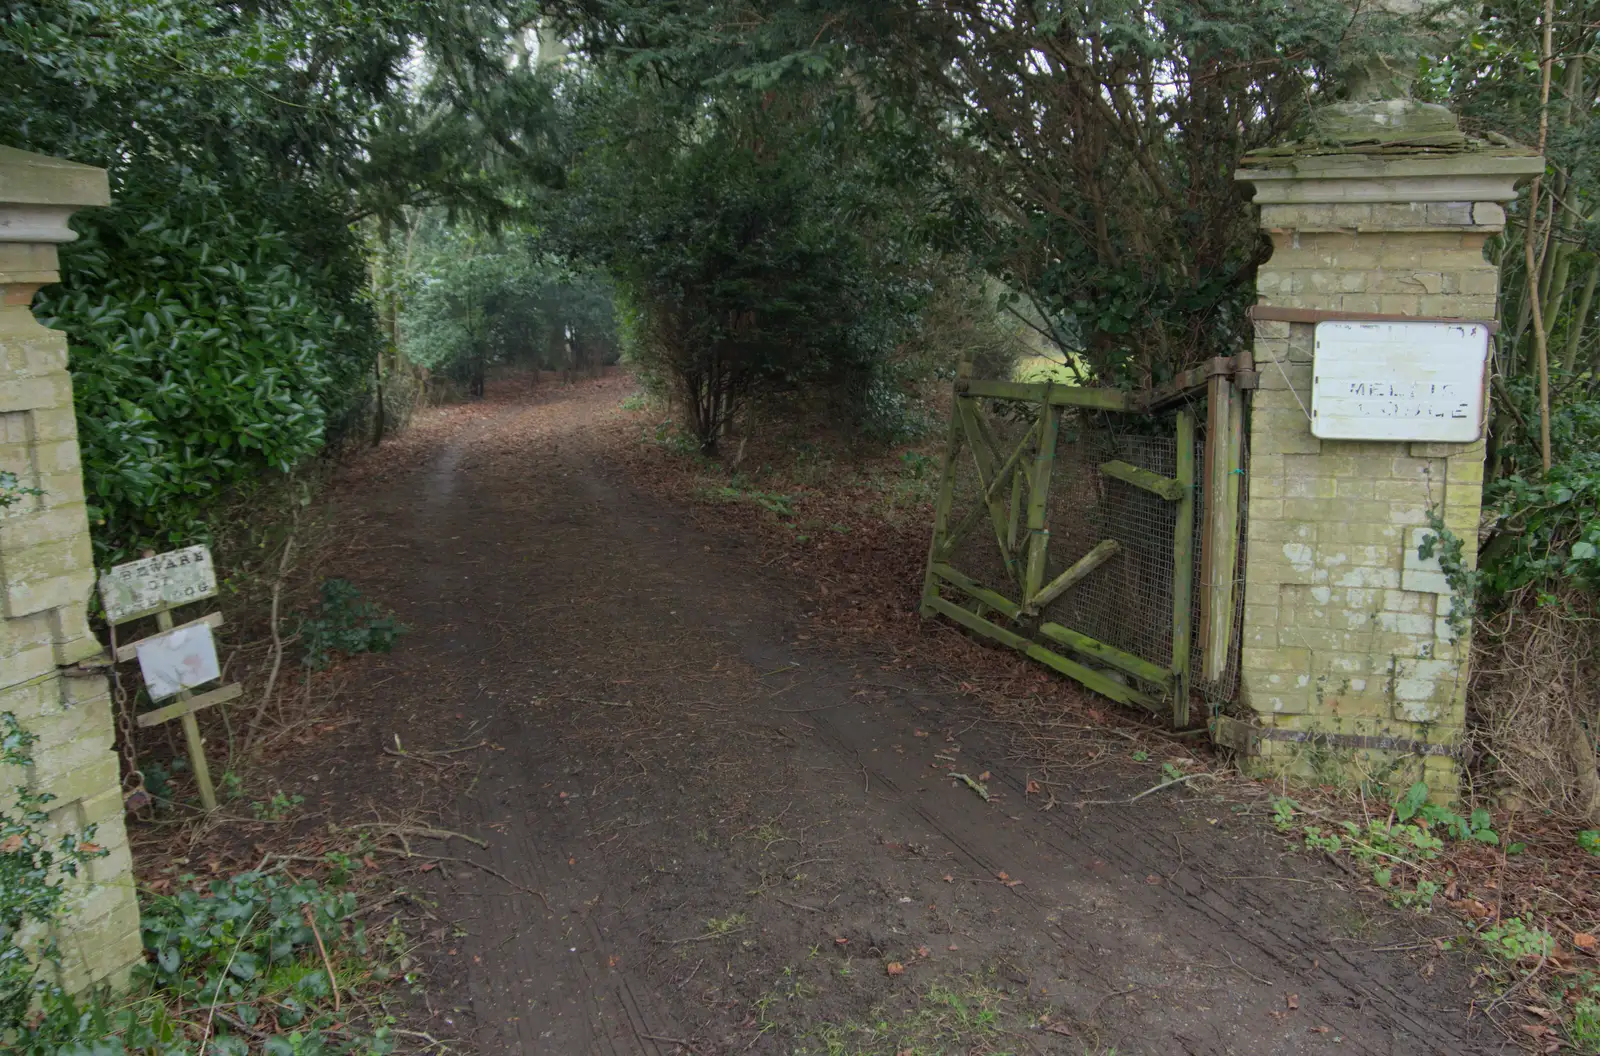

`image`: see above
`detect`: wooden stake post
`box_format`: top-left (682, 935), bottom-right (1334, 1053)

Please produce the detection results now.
top-left (100, 546), bottom-right (240, 812)
top-left (1198, 372), bottom-right (1245, 683)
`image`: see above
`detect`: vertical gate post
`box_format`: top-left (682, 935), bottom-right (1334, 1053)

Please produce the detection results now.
top-left (1200, 373), bottom-right (1244, 683)
top-left (0, 148), bottom-right (142, 993)
top-left (1170, 409), bottom-right (1195, 727)
top-left (1022, 392), bottom-right (1059, 607)
top-left (1232, 104), bottom-right (1542, 795)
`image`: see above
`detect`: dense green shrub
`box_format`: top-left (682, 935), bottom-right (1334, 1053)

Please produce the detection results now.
top-left (1422, 5), bottom-right (1600, 607)
top-left (298, 580), bottom-right (406, 670)
top-left (35, 181), bottom-right (372, 563)
top-left (1480, 453), bottom-right (1600, 598)
top-left (556, 76), bottom-right (939, 449)
top-left (2, 0), bottom-right (549, 559)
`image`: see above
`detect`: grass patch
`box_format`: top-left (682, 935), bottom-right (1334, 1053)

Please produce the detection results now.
top-left (791, 977), bottom-right (1050, 1056)
top-left (704, 912), bottom-right (749, 936)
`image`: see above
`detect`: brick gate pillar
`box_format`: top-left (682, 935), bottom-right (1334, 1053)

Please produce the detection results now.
top-left (1231, 108), bottom-right (1542, 793)
top-left (0, 148), bottom-right (142, 993)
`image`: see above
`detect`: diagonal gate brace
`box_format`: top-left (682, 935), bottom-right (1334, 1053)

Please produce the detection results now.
top-left (1025, 538), bottom-right (1120, 613)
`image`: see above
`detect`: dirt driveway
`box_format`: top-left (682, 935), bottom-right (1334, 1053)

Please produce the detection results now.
top-left (326, 378), bottom-right (1492, 1055)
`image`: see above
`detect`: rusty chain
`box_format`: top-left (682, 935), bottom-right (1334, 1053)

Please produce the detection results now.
top-left (105, 618), bottom-right (149, 813)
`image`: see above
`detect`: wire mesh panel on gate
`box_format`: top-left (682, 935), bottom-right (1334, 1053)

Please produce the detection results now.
top-left (1041, 414), bottom-right (1181, 685)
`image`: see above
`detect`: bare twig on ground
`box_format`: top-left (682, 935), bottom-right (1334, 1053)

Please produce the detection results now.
top-left (771, 700), bottom-right (851, 714)
top-left (392, 1026), bottom-right (458, 1053)
top-left (368, 847), bottom-right (551, 910)
top-left (382, 747), bottom-right (455, 769)
top-left (1079, 772), bottom-right (1215, 806)
top-left (304, 903), bottom-right (341, 1011)
top-left (1088, 984), bottom-right (1141, 1017)
top-left (214, 1010), bottom-right (271, 1041)
top-left (1198, 952), bottom-right (1273, 986)
top-left (247, 531), bottom-right (296, 748)
top-left (398, 738), bottom-right (488, 757)
top-left (665, 928), bottom-right (747, 944)
top-left (1482, 950), bottom-right (1550, 1018)
top-left (341, 822), bottom-right (488, 847)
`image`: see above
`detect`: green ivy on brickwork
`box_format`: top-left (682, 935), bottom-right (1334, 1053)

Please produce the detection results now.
top-left (6, 854), bottom-right (400, 1054)
top-left (0, 711), bottom-right (105, 1034)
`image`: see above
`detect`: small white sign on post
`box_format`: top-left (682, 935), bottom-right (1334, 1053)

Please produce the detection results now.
top-left (1311, 321), bottom-right (1490, 442)
top-left (136, 622), bottom-right (222, 701)
top-left (99, 544), bottom-right (233, 812)
top-left (99, 544), bottom-right (218, 624)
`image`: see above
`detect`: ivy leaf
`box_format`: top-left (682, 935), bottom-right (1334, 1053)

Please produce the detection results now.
top-left (295, 969), bottom-right (331, 998)
top-left (227, 950), bottom-right (258, 980)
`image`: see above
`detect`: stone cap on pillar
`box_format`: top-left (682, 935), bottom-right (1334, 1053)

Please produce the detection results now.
top-left (1238, 148), bottom-right (1544, 205)
top-left (0, 147), bottom-right (110, 288)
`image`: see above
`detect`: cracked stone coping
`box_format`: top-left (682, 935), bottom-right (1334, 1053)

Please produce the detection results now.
top-left (1235, 149), bottom-right (1545, 206)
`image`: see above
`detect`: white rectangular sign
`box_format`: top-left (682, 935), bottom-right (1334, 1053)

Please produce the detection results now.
top-left (136, 622), bottom-right (221, 700)
top-left (1311, 321), bottom-right (1490, 442)
top-left (99, 545), bottom-right (218, 624)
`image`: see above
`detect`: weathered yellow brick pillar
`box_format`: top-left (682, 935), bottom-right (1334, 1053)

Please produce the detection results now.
top-left (0, 148), bottom-right (142, 992)
top-left (1231, 116), bottom-right (1543, 793)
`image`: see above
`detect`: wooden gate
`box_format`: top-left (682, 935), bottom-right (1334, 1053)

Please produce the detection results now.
top-left (920, 361), bottom-right (1251, 726)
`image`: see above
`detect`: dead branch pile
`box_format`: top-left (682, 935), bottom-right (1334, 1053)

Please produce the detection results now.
top-left (1469, 589), bottom-right (1600, 826)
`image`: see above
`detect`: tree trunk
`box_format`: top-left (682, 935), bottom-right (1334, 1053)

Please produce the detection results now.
top-left (372, 350), bottom-right (385, 446)
top-left (1563, 257), bottom-right (1598, 373)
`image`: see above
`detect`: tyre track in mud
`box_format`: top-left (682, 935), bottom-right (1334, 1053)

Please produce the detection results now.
top-left (791, 692), bottom-right (1480, 1055)
top-left (365, 397), bottom-right (684, 1056)
top-left (341, 380), bottom-right (1491, 1055)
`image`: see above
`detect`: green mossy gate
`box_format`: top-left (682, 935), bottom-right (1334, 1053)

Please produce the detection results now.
top-left (920, 361), bottom-right (1253, 727)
